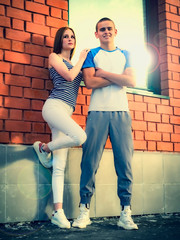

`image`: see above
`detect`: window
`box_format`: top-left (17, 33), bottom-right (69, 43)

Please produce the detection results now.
top-left (69, 0), bottom-right (161, 94)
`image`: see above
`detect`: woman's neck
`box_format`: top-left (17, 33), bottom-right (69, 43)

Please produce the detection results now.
top-left (59, 50), bottom-right (71, 62)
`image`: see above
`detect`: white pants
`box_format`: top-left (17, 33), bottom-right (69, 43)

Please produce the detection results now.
top-left (42, 99), bottom-right (87, 203)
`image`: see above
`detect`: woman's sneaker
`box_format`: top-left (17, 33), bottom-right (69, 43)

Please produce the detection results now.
top-left (33, 141), bottom-right (52, 168)
top-left (51, 209), bottom-right (71, 229)
top-left (117, 207), bottom-right (138, 230)
top-left (72, 204), bottom-right (91, 228)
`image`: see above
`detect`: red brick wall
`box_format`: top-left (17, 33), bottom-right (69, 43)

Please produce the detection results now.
top-left (0, 0), bottom-right (179, 152)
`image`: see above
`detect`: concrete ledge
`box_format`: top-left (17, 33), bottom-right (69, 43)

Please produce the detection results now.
top-left (0, 144), bottom-right (180, 223)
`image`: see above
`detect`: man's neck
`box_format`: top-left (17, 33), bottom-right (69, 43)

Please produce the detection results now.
top-left (100, 42), bottom-right (116, 51)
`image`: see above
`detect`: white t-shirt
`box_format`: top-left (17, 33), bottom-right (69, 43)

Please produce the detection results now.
top-left (82, 47), bottom-right (131, 112)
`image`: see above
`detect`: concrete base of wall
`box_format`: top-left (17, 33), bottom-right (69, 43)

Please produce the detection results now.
top-left (0, 144), bottom-right (180, 223)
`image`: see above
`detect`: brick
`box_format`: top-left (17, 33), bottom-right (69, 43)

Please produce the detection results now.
top-left (170, 115), bottom-right (180, 124)
top-left (33, 13), bottom-right (45, 24)
top-left (174, 142), bottom-right (180, 152)
top-left (157, 123), bottom-right (173, 133)
top-left (76, 95), bottom-right (86, 105)
top-left (82, 87), bottom-right (92, 95)
top-left (0, 95), bottom-right (2, 107)
top-left (32, 55), bottom-right (44, 67)
top-left (11, 132), bottom-right (23, 144)
top-left (5, 51), bottom-right (31, 64)
top-left (24, 110), bottom-right (44, 122)
top-left (0, 5), bottom-right (5, 15)
top-left (10, 109), bottom-right (22, 120)
top-left (82, 105), bottom-right (89, 116)
top-left (161, 99), bottom-right (170, 105)
top-left (5, 74), bottom-right (31, 87)
top-left (62, 10), bottom-right (68, 20)
top-left (148, 141), bottom-right (156, 151)
top-left (0, 0), bottom-right (10, 5)
top-left (0, 82), bottom-right (9, 96)
top-left (134, 111), bottom-right (143, 120)
top-left (0, 49), bottom-right (3, 60)
top-left (24, 65), bottom-right (49, 79)
top-left (45, 79), bottom-right (53, 90)
top-left (51, 7), bottom-right (61, 18)
top-left (7, 7), bottom-right (31, 21)
top-left (12, 41), bottom-right (24, 52)
top-left (10, 86), bottom-right (23, 97)
top-left (145, 131), bottom-right (161, 141)
top-left (0, 16), bottom-right (10, 27)
top-left (24, 88), bottom-right (49, 100)
top-left (12, 0), bottom-right (24, 9)
top-left (157, 105), bottom-right (173, 114)
top-left (0, 132), bottom-right (9, 143)
top-left (31, 100), bottom-right (44, 110)
top-left (133, 140), bottom-right (147, 150)
top-left (74, 104), bottom-right (81, 115)
top-left (148, 122), bottom-right (156, 131)
top-left (0, 107), bottom-right (8, 119)
top-left (26, 1), bottom-right (49, 15)
top-left (170, 98), bottom-right (180, 107)
top-left (12, 18), bottom-right (24, 31)
top-left (24, 133), bottom-right (50, 144)
top-left (163, 133), bottom-right (171, 141)
top-left (165, 12), bottom-right (180, 23)
top-left (72, 114), bottom-right (86, 126)
top-left (132, 120), bottom-right (147, 131)
top-left (46, 0), bottom-right (68, 10)
top-left (34, 0), bottom-right (45, 3)
top-left (32, 122), bottom-right (45, 133)
top-left (6, 29), bottom-right (30, 42)
top-left (46, 16), bottom-right (67, 28)
top-left (0, 61), bottom-right (10, 73)
top-left (45, 36), bottom-right (54, 47)
top-left (105, 137), bottom-right (112, 149)
top-left (162, 114), bottom-right (170, 123)
top-left (5, 120), bottom-right (31, 132)
top-left (148, 103), bottom-right (156, 112)
top-left (32, 34), bottom-right (45, 45)
top-left (32, 78), bottom-right (44, 89)
top-left (144, 112), bottom-right (161, 122)
top-left (174, 107), bottom-right (180, 116)
top-left (171, 21), bottom-right (178, 31)
top-left (174, 125), bottom-right (180, 133)
top-left (171, 133), bottom-right (180, 142)
top-left (0, 38), bottom-right (11, 50)
top-left (25, 43), bottom-right (50, 57)
top-left (157, 141), bottom-right (173, 151)
top-left (5, 97), bottom-right (30, 109)
top-left (128, 101), bottom-right (147, 111)
top-left (135, 131), bottom-right (144, 140)
top-left (11, 63), bottom-right (24, 75)
top-left (26, 22), bottom-right (50, 36)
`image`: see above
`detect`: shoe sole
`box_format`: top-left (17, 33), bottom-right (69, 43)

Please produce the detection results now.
top-left (72, 220), bottom-right (91, 229)
top-left (33, 141), bottom-right (52, 168)
top-left (51, 219), bottom-right (71, 229)
top-left (117, 221), bottom-right (138, 230)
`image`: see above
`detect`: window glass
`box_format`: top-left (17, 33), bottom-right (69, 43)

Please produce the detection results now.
top-left (69, 0), bottom-right (149, 88)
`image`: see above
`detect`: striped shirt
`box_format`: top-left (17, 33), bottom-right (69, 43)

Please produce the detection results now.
top-left (48, 59), bottom-right (82, 110)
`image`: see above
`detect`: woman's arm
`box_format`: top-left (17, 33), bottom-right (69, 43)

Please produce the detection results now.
top-left (82, 67), bottom-right (112, 89)
top-left (49, 50), bottom-right (89, 82)
top-left (95, 67), bottom-right (136, 88)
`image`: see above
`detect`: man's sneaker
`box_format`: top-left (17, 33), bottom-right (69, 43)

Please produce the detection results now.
top-left (117, 207), bottom-right (138, 230)
top-left (51, 209), bottom-right (71, 229)
top-left (33, 141), bottom-right (52, 168)
top-left (72, 204), bottom-right (91, 228)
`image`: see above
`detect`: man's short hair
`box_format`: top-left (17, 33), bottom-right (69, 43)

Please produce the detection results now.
top-left (96, 17), bottom-right (115, 32)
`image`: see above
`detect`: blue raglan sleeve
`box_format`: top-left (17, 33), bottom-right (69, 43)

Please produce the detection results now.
top-left (82, 50), bottom-right (95, 69)
top-left (122, 50), bottom-right (131, 69)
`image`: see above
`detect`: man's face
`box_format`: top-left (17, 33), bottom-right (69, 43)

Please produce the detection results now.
top-left (95, 20), bottom-right (117, 44)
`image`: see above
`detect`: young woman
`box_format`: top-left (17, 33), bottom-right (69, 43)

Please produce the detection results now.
top-left (33, 27), bottom-right (89, 229)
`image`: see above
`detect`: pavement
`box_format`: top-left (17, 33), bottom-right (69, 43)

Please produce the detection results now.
top-left (0, 213), bottom-right (180, 240)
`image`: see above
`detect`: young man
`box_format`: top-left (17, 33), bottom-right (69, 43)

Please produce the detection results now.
top-left (72, 18), bottom-right (138, 230)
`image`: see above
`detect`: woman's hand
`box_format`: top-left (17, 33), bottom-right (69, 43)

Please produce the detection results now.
top-left (79, 49), bottom-right (90, 61)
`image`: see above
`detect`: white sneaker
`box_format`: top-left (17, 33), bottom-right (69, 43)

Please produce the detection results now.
top-left (117, 207), bottom-right (138, 230)
top-left (72, 204), bottom-right (91, 228)
top-left (51, 209), bottom-right (71, 229)
top-left (33, 141), bottom-right (52, 168)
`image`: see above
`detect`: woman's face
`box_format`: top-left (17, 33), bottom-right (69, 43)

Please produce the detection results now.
top-left (62, 29), bottom-right (76, 50)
